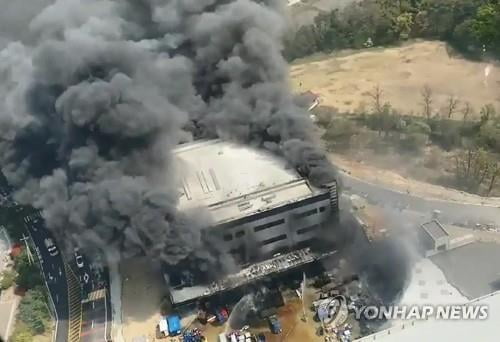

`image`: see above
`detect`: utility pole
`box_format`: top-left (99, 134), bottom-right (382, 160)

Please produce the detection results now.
top-left (20, 234), bottom-right (34, 264)
top-left (301, 272), bottom-right (307, 322)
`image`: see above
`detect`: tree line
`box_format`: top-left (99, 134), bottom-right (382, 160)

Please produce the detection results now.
top-left (317, 85), bottom-right (500, 196)
top-left (284, 0), bottom-right (500, 61)
top-left (0, 202), bottom-right (52, 342)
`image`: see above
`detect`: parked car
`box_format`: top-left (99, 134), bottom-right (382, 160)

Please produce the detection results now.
top-left (74, 249), bottom-right (84, 268)
top-left (44, 238), bottom-right (59, 256)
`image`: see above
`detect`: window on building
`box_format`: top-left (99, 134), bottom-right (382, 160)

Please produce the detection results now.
top-left (295, 208), bottom-right (317, 218)
top-left (260, 234), bottom-right (287, 246)
top-left (235, 231), bottom-right (245, 238)
top-left (223, 233), bottom-right (233, 241)
top-left (254, 218), bottom-right (285, 232)
top-left (297, 225), bottom-right (319, 235)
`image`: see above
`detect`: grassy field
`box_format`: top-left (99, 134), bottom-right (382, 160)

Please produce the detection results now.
top-left (290, 40), bottom-right (500, 117)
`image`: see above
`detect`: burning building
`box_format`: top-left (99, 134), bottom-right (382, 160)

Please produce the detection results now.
top-left (167, 139), bottom-right (339, 305)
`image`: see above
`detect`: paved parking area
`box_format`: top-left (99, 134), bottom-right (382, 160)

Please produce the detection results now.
top-left (431, 242), bottom-right (500, 299)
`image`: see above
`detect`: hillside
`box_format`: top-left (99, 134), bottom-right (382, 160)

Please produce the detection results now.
top-left (290, 41), bottom-right (500, 117)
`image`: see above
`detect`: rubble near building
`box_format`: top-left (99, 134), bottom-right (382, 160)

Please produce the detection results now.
top-left (349, 195), bottom-right (388, 242)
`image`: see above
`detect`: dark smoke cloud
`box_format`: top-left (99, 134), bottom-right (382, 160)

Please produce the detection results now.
top-left (0, 0), bottom-right (54, 49)
top-left (0, 0), bottom-right (336, 271)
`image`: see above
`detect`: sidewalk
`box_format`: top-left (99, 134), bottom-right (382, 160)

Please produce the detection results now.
top-left (0, 287), bottom-right (20, 341)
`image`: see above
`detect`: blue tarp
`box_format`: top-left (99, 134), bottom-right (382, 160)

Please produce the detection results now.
top-left (167, 315), bottom-right (181, 335)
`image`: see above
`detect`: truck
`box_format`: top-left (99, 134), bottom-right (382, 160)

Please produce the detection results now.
top-left (167, 315), bottom-right (182, 336)
top-left (268, 315), bottom-right (282, 334)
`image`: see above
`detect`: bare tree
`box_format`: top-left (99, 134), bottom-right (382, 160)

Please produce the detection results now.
top-left (487, 162), bottom-right (500, 196)
top-left (455, 147), bottom-right (498, 194)
top-left (368, 85), bottom-right (386, 136)
top-left (368, 84), bottom-right (384, 115)
top-left (421, 85), bottom-right (433, 120)
top-left (461, 102), bottom-right (473, 123)
top-left (480, 104), bottom-right (496, 122)
top-left (445, 95), bottom-right (459, 119)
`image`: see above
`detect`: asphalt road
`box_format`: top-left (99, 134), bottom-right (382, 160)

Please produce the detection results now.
top-left (3, 182), bottom-right (111, 342)
top-left (341, 174), bottom-right (500, 228)
top-left (27, 217), bottom-right (69, 342)
top-left (70, 252), bottom-right (111, 342)
top-left (81, 298), bottom-right (109, 342)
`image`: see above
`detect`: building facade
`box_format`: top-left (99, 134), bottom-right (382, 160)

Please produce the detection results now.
top-left (210, 185), bottom-right (337, 264)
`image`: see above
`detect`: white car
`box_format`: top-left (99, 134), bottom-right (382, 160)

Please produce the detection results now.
top-left (74, 250), bottom-right (84, 268)
top-left (44, 238), bottom-right (59, 256)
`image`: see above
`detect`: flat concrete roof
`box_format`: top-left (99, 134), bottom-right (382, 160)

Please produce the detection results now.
top-left (355, 290), bottom-right (500, 342)
top-left (174, 140), bottom-right (319, 224)
top-left (421, 220), bottom-right (449, 241)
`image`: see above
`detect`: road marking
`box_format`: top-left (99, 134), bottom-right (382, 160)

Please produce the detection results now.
top-left (65, 262), bottom-right (83, 342)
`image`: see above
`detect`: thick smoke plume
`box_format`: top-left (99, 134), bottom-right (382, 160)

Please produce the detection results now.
top-left (0, 0), bottom-right (336, 271)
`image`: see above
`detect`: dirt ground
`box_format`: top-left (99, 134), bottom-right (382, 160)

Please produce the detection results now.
top-left (120, 257), bottom-right (168, 342)
top-left (201, 288), bottom-right (356, 342)
top-left (201, 298), bottom-right (322, 342)
top-left (290, 40), bottom-right (500, 117)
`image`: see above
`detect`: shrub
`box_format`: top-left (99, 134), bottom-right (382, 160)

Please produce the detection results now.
top-left (398, 132), bottom-right (427, 154)
top-left (17, 287), bottom-right (51, 334)
top-left (1, 270), bottom-right (16, 290)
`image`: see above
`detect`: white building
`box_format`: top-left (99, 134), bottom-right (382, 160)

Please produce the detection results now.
top-left (175, 139), bottom-right (338, 263)
top-left (419, 220), bottom-right (450, 256)
top-left (169, 139), bottom-right (339, 305)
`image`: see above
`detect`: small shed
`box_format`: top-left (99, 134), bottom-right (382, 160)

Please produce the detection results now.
top-left (419, 220), bottom-right (450, 256)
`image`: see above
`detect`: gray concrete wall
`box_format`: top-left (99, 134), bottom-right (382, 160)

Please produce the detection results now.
top-left (217, 195), bottom-right (333, 262)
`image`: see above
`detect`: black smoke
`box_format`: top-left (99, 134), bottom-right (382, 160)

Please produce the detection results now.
top-left (0, 0), bottom-right (336, 272)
